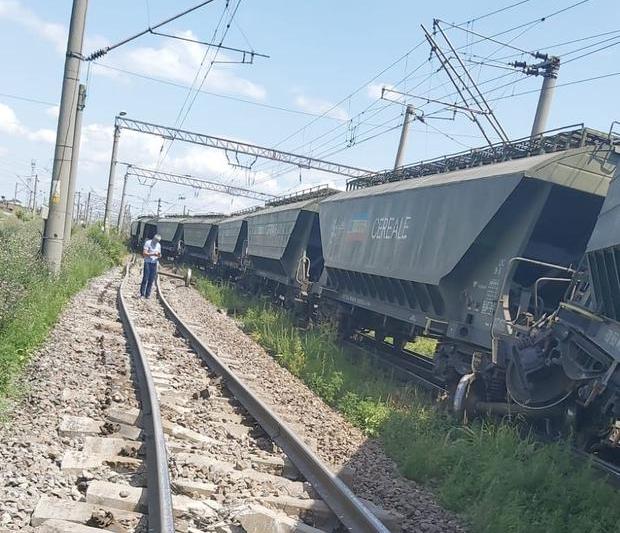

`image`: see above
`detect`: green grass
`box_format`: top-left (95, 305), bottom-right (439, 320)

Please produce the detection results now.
top-left (195, 276), bottom-right (620, 533)
top-left (0, 220), bottom-right (125, 398)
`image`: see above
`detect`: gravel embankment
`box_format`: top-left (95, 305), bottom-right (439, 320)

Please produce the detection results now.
top-left (0, 268), bottom-right (137, 531)
top-left (122, 268), bottom-right (328, 530)
top-left (161, 277), bottom-right (465, 533)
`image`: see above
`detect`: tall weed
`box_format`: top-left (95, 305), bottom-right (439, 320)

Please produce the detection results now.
top-left (0, 220), bottom-right (125, 397)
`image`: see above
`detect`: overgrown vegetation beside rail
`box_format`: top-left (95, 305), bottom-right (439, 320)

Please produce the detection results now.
top-left (195, 276), bottom-right (620, 533)
top-left (0, 219), bottom-right (125, 399)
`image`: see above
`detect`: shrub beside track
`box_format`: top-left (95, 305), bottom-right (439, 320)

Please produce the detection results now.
top-left (0, 220), bottom-right (125, 399)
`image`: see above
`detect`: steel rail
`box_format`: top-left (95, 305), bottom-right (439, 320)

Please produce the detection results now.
top-left (351, 333), bottom-right (446, 393)
top-left (118, 262), bottom-right (175, 532)
top-left (575, 450), bottom-right (620, 489)
top-left (155, 277), bottom-right (390, 533)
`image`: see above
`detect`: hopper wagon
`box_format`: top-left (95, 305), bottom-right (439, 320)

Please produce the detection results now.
top-left (181, 215), bottom-right (223, 266)
top-left (216, 213), bottom-right (249, 276)
top-left (152, 217), bottom-right (185, 259)
top-left (242, 189), bottom-right (333, 303)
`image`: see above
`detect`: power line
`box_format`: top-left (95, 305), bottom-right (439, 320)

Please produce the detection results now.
top-left (463, 0), bottom-right (534, 24)
top-left (165, 3), bottom-right (230, 141)
top-left (487, 70), bottom-right (620, 102)
top-left (92, 62), bottom-right (345, 120)
top-left (255, 1), bottom-right (587, 177)
top-left (0, 92), bottom-right (57, 107)
top-left (487, 28), bottom-right (620, 62)
top-left (85, 0), bottom-right (217, 60)
top-left (158, 0), bottom-right (244, 167)
top-left (435, 18), bottom-right (533, 56)
top-left (562, 38), bottom-right (620, 65)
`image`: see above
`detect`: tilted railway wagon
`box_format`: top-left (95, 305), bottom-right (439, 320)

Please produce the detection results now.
top-left (130, 217), bottom-right (157, 251)
top-left (320, 125), bottom-right (620, 446)
top-left (320, 129), bottom-right (616, 381)
top-left (129, 220), bottom-right (141, 249)
top-left (495, 158), bottom-right (620, 446)
top-left (216, 213), bottom-right (249, 275)
top-left (243, 196), bottom-right (328, 302)
top-left (153, 217), bottom-right (185, 259)
top-left (182, 215), bottom-right (223, 266)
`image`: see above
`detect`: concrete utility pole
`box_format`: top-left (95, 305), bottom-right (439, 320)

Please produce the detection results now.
top-left (394, 105), bottom-right (415, 169)
top-left (41, 0), bottom-right (88, 273)
top-left (75, 191), bottom-right (82, 220)
top-left (84, 191), bottom-right (91, 224)
top-left (156, 198), bottom-right (162, 217)
top-left (116, 171), bottom-right (129, 229)
top-left (530, 57), bottom-right (560, 138)
top-left (103, 113), bottom-right (125, 232)
top-left (32, 174), bottom-right (39, 214)
top-left (63, 83), bottom-right (87, 245)
top-left (28, 160), bottom-right (36, 211)
top-left (511, 53), bottom-right (560, 139)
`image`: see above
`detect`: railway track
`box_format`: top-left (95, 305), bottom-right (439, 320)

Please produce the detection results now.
top-left (24, 271), bottom-right (150, 532)
top-left (113, 261), bottom-right (389, 532)
top-left (349, 333), bottom-right (446, 394)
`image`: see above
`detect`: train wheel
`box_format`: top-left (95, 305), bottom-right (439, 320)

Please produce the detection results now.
top-left (393, 335), bottom-right (407, 351)
top-left (453, 373), bottom-right (478, 423)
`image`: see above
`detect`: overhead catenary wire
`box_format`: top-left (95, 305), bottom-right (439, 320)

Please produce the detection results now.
top-left (157, 0), bottom-right (244, 168)
top-left (305, 69), bottom-right (620, 176)
top-left (0, 92), bottom-right (57, 106)
top-left (562, 37), bottom-right (620, 65)
top-left (254, 0), bottom-right (589, 179)
top-left (85, 0), bottom-right (218, 61)
top-left (93, 62), bottom-right (349, 120)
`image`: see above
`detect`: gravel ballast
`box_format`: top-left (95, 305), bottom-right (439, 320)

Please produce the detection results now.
top-left (0, 268), bottom-right (135, 531)
top-left (161, 277), bottom-right (465, 533)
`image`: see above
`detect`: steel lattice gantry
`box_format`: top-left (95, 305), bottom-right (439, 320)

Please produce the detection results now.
top-left (116, 117), bottom-right (371, 178)
top-left (103, 116), bottom-right (373, 230)
top-left (125, 165), bottom-right (276, 201)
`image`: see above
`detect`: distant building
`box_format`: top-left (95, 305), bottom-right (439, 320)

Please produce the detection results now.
top-left (0, 197), bottom-right (24, 214)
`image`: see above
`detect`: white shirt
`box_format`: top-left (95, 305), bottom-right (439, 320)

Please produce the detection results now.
top-left (143, 239), bottom-right (161, 264)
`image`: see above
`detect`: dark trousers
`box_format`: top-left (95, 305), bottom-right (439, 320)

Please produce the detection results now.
top-left (140, 262), bottom-right (158, 297)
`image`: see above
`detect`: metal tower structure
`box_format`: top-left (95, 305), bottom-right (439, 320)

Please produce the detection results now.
top-left (103, 116), bottom-right (373, 230)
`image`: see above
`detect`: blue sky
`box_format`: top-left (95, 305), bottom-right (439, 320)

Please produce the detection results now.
top-left (0, 0), bottom-right (618, 218)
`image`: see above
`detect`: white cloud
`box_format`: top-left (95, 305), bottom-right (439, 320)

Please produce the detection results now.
top-left (98, 30), bottom-right (266, 101)
top-left (0, 4), bottom-right (265, 102)
top-left (367, 82), bottom-right (394, 100)
top-left (293, 95), bottom-right (348, 121)
top-left (0, 102), bottom-right (55, 143)
top-left (0, 0), bottom-right (66, 52)
top-left (45, 105), bottom-right (60, 119)
top-left (29, 129), bottom-right (56, 143)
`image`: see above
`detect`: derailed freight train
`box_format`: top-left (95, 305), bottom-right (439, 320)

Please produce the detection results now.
top-left (131, 125), bottom-right (620, 449)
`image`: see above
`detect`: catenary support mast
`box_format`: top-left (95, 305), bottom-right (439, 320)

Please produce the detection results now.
top-left (41, 0), bottom-right (88, 272)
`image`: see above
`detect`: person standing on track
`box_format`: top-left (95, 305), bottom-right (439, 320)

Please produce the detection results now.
top-left (140, 234), bottom-right (161, 298)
